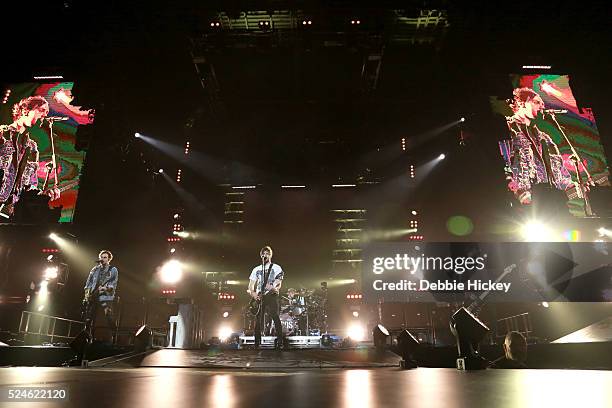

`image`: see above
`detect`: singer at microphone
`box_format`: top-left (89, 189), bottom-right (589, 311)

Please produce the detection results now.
top-left (83, 250), bottom-right (119, 336)
top-left (504, 87), bottom-right (578, 206)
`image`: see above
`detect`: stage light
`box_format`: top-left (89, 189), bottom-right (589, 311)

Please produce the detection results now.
top-left (347, 324), bottom-right (365, 341)
top-left (46, 255), bottom-right (54, 261)
top-left (541, 301), bottom-right (550, 308)
top-left (135, 132), bottom-right (141, 138)
top-left (38, 280), bottom-right (49, 298)
top-left (411, 210), bottom-right (418, 215)
top-left (438, 153), bottom-right (446, 160)
top-left (521, 220), bottom-right (555, 242)
top-left (226, 280), bottom-right (242, 285)
top-left (460, 117), bottom-right (466, 122)
top-left (37, 304), bottom-right (45, 312)
top-left (134, 325), bottom-right (152, 353)
top-left (450, 307), bottom-right (489, 370)
top-left (222, 311), bottom-right (229, 318)
top-left (158, 168), bottom-right (164, 173)
top-left (395, 329), bottom-right (420, 369)
top-left (332, 184), bottom-right (356, 188)
top-left (169, 248), bottom-right (176, 254)
top-left (160, 260), bottom-right (183, 284)
top-left (219, 326), bottom-right (232, 341)
top-left (352, 311), bottom-right (359, 318)
top-left (49, 233), bottom-right (58, 240)
top-left (173, 213), bottom-right (180, 219)
top-left (69, 329), bottom-right (91, 363)
top-left (372, 324), bottom-right (389, 349)
top-left (43, 266), bottom-right (58, 280)
top-left (597, 227), bottom-right (612, 238)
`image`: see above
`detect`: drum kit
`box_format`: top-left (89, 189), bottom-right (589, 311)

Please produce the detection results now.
top-left (244, 287), bottom-right (327, 336)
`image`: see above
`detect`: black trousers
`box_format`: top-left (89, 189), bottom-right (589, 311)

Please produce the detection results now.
top-left (254, 293), bottom-right (283, 345)
top-left (84, 298), bottom-right (116, 339)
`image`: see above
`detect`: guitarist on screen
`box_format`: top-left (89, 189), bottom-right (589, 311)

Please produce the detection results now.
top-left (0, 96), bottom-right (61, 219)
top-left (247, 246), bottom-right (284, 349)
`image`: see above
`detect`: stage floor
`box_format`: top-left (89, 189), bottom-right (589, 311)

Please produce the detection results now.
top-left (1, 366), bottom-right (611, 407)
top-left (94, 348), bottom-right (401, 369)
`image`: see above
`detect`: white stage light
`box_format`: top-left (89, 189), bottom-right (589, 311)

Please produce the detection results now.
top-left (44, 266), bottom-right (58, 280)
top-left (347, 324), bottom-right (365, 341)
top-left (438, 153), bottom-right (446, 160)
top-left (160, 260), bottom-right (183, 284)
top-left (521, 220), bottom-right (555, 242)
top-left (219, 326), bottom-right (232, 341)
top-left (39, 280), bottom-right (49, 299)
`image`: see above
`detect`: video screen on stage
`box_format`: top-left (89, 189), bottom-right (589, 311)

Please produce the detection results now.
top-left (0, 82), bottom-right (94, 223)
top-left (490, 74), bottom-right (610, 216)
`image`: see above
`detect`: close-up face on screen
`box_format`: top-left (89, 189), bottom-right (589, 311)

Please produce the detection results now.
top-left (0, 82), bottom-right (94, 223)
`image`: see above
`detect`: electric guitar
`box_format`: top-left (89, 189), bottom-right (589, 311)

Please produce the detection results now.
top-left (248, 283), bottom-right (279, 317)
top-left (0, 179), bottom-right (79, 219)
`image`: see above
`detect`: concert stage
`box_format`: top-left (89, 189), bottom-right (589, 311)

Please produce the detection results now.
top-left (238, 335), bottom-right (322, 349)
top-left (91, 348), bottom-right (401, 369)
top-left (1, 366), bottom-right (611, 407)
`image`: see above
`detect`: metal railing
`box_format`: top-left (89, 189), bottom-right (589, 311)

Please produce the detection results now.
top-left (496, 312), bottom-right (533, 340)
top-left (18, 311), bottom-right (85, 343)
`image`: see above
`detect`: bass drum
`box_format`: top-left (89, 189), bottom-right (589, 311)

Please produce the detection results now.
top-left (279, 313), bottom-right (298, 336)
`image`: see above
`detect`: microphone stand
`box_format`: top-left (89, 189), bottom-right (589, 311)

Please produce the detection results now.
top-left (545, 112), bottom-right (595, 216)
top-left (41, 118), bottom-right (59, 192)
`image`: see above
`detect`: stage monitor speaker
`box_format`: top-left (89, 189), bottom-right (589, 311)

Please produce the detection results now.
top-left (134, 325), bottom-right (152, 353)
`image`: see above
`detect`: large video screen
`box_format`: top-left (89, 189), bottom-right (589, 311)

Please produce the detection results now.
top-left (491, 74), bottom-right (609, 217)
top-left (0, 82), bottom-right (94, 223)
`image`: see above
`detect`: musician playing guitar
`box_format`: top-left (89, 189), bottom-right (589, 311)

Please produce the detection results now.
top-left (83, 250), bottom-right (119, 340)
top-left (247, 246), bottom-right (284, 349)
top-left (0, 96), bottom-right (61, 219)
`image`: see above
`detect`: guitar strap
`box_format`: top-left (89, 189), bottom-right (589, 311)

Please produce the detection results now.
top-left (260, 263), bottom-right (274, 294)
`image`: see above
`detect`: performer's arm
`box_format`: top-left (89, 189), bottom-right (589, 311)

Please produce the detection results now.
top-left (271, 267), bottom-right (284, 293)
top-left (247, 267), bottom-right (259, 298)
top-left (247, 279), bottom-right (260, 298)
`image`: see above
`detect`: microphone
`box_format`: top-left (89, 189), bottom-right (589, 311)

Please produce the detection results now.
top-left (44, 116), bottom-right (70, 122)
top-left (542, 109), bottom-right (568, 115)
